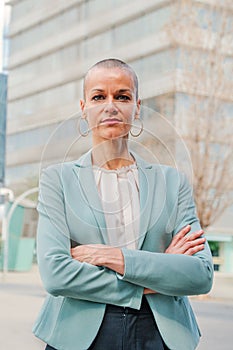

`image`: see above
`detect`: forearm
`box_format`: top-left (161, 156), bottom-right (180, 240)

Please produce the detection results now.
top-left (40, 254), bottom-right (142, 307)
top-left (37, 167), bottom-right (144, 308)
top-left (119, 246), bottom-right (213, 296)
top-left (70, 226), bottom-right (211, 297)
top-left (38, 217), bottom-right (143, 308)
top-left (100, 248), bottom-right (125, 274)
top-left (71, 245), bottom-right (159, 296)
top-left (90, 245), bottom-right (212, 296)
top-left (71, 244), bottom-right (125, 275)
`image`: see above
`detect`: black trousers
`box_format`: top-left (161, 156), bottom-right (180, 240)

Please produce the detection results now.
top-left (45, 297), bottom-right (169, 350)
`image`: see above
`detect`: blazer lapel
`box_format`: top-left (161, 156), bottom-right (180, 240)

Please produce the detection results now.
top-left (72, 150), bottom-right (164, 250)
top-left (135, 154), bottom-right (169, 250)
top-left (136, 159), bottom-right (156, 250)
top-left (72, 151), bottom-right (107, 244)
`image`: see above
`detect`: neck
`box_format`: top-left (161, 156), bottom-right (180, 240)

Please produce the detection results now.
top-left (91, 138), bottom-right (134, 170)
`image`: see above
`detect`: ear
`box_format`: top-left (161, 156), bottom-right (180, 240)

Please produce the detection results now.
top-left (135, 99), bottom-right (141, 119)
top-left (80, 99), bottom-right (85, 113)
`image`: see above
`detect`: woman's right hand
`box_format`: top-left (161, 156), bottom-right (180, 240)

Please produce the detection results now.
top-left (144, 288), bottom-right (157, 295)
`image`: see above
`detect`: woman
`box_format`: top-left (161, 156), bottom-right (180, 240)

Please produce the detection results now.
top-left (33, 59), bottom-right (213, 350)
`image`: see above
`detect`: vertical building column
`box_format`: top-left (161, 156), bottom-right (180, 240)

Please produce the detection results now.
top-left (0, 73), bottom-right (7, 189)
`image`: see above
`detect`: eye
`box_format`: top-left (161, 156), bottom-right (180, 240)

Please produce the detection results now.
top-left (92, 95), bottom-right (105, 101)
top-left (115, 95), bottom-right (131, 101)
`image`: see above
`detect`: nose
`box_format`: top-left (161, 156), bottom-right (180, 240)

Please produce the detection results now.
top-left (104, 100), bottom-right (118, 115)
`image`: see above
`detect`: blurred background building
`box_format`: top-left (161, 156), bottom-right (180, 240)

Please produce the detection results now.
top-left (3, 0), bottom-right (233, 272)
top-left (0, 0), bottom-right (9, 189)
top-left (0, 73), bottom-right (7, 188)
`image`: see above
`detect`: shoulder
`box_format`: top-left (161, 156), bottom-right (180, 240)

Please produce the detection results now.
top-left (133, 152), bottom-right (191, 189)
top-left (134, 152), bottom-right (184, 177)
top-left (40, 151), bottom-right (90, 178)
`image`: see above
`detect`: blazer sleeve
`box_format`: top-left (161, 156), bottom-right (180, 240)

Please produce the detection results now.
top-left (36, 166), bottom-right (143, 309)
top-left (119, 172), bottom-right (214, 296)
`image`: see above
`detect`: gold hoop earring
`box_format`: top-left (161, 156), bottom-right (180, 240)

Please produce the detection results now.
top-left (78, 117), bottom-right (89, 137)
top-left (130, 119), bottom-right (143, 137)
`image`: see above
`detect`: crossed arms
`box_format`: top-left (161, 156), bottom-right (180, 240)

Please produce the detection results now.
top-left (71, 225), bottom-right (206, 294)
top-left (37, 166), bottom-right (213, 308)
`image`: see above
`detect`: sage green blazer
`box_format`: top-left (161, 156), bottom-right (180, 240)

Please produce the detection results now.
top-left (33, 150), bottom-right (213, 350)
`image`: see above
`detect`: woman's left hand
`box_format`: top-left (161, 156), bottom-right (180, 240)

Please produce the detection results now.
top-left (71, 244), bottom-right (105, 265)
top-left (71, 244), bottom-right (125, 275)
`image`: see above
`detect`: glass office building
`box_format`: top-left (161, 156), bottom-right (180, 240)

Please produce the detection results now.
top-left (5, 0), bottom-right (175, 192)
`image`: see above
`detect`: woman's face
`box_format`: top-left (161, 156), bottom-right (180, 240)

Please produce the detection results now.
top-left (80, 67), bottom-right (140, 144)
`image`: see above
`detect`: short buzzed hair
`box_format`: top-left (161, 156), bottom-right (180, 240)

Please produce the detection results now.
top-left (83, 58), bottom-right (139, 100)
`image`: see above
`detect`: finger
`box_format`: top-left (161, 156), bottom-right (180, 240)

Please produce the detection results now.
top-left (177, 230), bottom-right (204, 247)
top-left (184, 244), bottom-right (205, 256)
top-left (183, 237), bottom-right (205, 252)
top-left (186, 230), bottom-right (204, 241)
top-left (171, 236), bottom-right (205, 254)
top-left (187, 237), bottom-right (206, 247)
top-left (182, 234), bottom-right (205, 251)
top-left (171, 225), bottom-right (192, 246)
top-left (177, 225), bottom-right (192, 238)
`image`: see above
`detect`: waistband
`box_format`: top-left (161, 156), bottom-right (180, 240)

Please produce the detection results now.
top-left (105, 296), bottom-right (151, 314)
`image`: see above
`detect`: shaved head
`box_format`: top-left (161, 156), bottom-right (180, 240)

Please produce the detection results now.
top-left (83, 58), bottom-right (139, 100)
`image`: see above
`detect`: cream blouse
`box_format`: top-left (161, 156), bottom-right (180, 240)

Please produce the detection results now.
top-left (93, 164), bottom-right (140, 250)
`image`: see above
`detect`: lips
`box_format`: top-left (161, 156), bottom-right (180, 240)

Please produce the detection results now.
top-left (100, 118), bottom-right (123, 125)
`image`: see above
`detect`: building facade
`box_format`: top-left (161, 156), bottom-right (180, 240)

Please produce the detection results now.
top-left (5, 0), bottom-right (233, 271)
top-left (0, 73), bottom-right (7, 188)
top-left (6, 0), bottom-right (178, 193)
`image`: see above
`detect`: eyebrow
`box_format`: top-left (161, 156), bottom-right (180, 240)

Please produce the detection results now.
top-left (90, 88), bottom-right (133, 94)
top-left (117, 89), bottom-right (132, 94)
top-left (90, 89), bottom-right (105, 93)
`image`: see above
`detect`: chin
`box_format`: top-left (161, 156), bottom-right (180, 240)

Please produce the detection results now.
top-left (106, 128), bottom-right (131, 139)
top-left (95, 127), bottom-right (130, 140)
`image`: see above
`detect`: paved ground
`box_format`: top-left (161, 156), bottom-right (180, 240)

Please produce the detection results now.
top-left (0, 266), bottom-right (45, 350)
top-left (0, 266), bottom-right (233, 350)
top-left (191, 299), bottom-right (233, 349)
